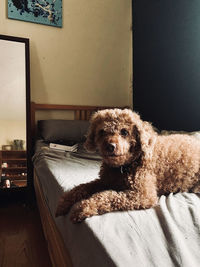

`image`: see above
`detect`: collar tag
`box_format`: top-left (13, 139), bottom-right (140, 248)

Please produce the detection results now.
top-left (120, 165), bottom-right (131, 174)
top-left (120, 166), bottom-right (124, 174)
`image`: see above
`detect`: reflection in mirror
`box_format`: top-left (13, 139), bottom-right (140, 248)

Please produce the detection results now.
top-left (0, 35), bottom-right (29, 189)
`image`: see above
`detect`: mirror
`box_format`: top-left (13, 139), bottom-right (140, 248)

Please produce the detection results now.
top-left (0, 35), bottom-right (30, 190)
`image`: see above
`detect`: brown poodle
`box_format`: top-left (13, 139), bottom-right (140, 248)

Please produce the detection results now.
top-left (55, 109), bottom-right (200, 223)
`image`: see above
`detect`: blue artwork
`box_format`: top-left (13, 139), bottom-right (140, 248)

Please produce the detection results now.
top-left (8, 0), bottom-right (62, 28)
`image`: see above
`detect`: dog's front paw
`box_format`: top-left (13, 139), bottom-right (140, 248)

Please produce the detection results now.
top-left (70, 210), bottom-right (87, 223)
top-left (70, 202), bottom-right (87, 223)
top-left (70, 200), bottom-right (98, 223)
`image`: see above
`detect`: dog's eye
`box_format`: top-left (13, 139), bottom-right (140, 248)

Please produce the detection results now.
top-left (98, 129), bottom-right (106, 137)
top-left (120, 128), bottom-right (129, 137)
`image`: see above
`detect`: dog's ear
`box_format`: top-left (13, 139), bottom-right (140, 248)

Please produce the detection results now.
top-left (132, 113), bottom-right (157, 160)
top-left (84, 112), bottom-right (99, 152)
top-left (84, 125), bottom-right (96, 151)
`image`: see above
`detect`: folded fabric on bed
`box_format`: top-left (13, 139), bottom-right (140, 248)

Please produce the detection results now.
top-left (34, 140), bottom-right (102, 160)
top-left (33, 142), bottom-right (200, 267)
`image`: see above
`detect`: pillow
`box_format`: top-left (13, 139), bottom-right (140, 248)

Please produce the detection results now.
top-left (37, 120), bottom-right (90, 143)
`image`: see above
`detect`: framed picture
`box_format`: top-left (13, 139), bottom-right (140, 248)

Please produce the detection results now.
top-left (8, 0), bottom-right (62, 28)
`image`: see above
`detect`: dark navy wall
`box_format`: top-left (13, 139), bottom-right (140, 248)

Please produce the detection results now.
top-left (133, 0), bottom-right (200, 131)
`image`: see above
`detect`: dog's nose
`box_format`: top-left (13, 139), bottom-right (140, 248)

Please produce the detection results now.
top-left (106, 143), bottom-right (116, 152)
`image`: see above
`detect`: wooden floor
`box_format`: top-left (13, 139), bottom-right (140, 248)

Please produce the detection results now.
top-left (0, 200), bottom-right (52, 267)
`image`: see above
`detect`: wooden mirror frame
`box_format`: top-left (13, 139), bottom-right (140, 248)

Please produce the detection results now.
top-left (0, 34), bottom-right (31, 198)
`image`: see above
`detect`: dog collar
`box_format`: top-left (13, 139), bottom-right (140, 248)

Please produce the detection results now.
top-left (120, 164), bottom-right (131, 174)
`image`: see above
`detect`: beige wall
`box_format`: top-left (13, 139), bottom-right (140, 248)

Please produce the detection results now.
top-left (0, 120), bottom-right (26, 149)
top-left (0, 0), bottom-right (132, 108)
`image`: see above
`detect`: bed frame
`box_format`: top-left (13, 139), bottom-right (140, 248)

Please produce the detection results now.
top-left (31, 102), bottom-right (114, 267)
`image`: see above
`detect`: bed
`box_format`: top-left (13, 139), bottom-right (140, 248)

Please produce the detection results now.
top-left (31, 102), bottom-right (200, 267)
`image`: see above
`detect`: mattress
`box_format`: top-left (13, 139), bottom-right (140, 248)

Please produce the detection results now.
top-left (33, 140), bottom-right (200, 267)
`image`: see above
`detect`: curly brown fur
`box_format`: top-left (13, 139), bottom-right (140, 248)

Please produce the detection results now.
top-left (55, 109), bottom-right (200, 223)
